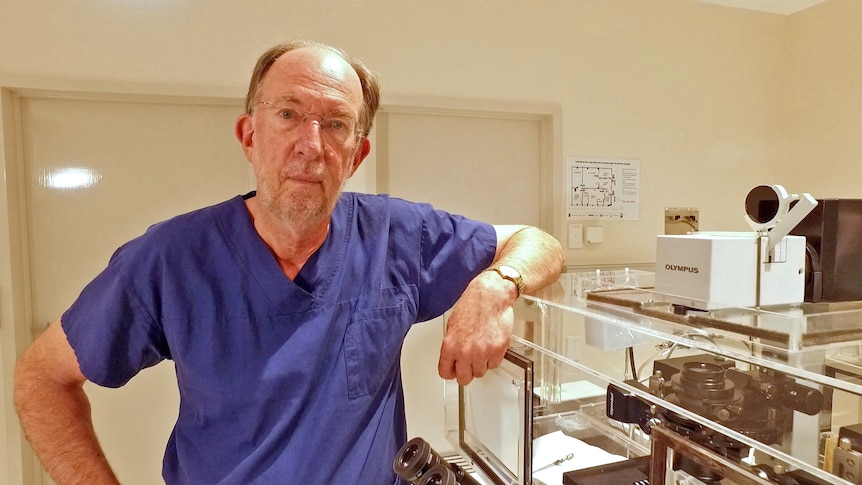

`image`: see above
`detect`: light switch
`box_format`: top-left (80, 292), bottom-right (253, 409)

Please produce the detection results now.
top-left (586, 226), bottom-right (604, 244)
top-left (568, 223), bottom-right (583, 249)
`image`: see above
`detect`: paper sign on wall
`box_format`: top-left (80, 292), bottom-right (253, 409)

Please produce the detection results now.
top-left (565, 156), bottom-right (640, 220)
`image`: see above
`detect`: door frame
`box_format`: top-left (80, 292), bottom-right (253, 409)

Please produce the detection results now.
top-left (374, 94), bottom-right (562, 235)
top-left (0, 86), bottom-right (38, 485)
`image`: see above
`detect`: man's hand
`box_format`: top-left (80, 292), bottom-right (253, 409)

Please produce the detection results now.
top-left (438, 224), bottom-right (564, 386)
top-left (437, 270), bottom-right (517, 386)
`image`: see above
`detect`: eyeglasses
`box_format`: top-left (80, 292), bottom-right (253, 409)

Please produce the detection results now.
top-left (255, 101), bottom-right (364, 146)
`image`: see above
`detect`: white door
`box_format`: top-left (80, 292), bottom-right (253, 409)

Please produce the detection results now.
top-left (378, 107), bottom-right (549, 453)
top-left (18, 93), bottom-right (249, 485)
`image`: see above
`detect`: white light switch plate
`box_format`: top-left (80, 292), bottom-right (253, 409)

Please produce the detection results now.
top-left (568, 223), bottom-right (583, 249)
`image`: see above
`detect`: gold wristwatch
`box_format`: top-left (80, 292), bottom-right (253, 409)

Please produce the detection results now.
top-left (486, 264), bottom-right (525, 298)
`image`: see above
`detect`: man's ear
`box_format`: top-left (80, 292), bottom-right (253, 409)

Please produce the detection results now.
top-left (349, 137), bottom-right (372, 176)
top-left (235, 113), bottom-right (254, 158)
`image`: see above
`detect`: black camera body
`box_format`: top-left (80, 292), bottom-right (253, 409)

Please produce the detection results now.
top-left (647, 354), bottom-right (823, 447)
top-left (606, 354), bottom-right (825, 485)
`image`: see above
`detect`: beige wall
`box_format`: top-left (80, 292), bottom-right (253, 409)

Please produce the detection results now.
top-left (785, 0), bottom-right (862, 196)
top-left (1, 0), bottom-right (798, 265)
top-left (1, 0), bottom-right (860, 482)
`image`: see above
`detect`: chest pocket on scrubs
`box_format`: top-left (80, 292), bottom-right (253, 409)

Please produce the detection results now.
top-left (344, 298), bottom-right (413, 399)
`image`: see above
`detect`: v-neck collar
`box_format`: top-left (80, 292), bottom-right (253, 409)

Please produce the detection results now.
top-left (216, 193), bottom-right (350, 313)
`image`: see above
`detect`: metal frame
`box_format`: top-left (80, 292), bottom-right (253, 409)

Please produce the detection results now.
top-left (458, 349), bottom-right (533, 485)
top-left (649, 424), bottom-right (773, 485)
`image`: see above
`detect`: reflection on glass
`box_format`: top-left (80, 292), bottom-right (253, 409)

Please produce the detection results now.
top-left (40, 167), bottom-right (102, 190)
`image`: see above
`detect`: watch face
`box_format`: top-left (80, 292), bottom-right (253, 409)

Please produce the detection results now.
top-left (499, 265), bottom-right (520, 279)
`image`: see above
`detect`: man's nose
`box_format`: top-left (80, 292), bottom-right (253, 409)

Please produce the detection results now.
top-left (294, 117), bottom-right (324, 154)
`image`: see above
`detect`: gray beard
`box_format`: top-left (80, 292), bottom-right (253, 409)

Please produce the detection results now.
top-left (262, 188), bottom-right (332, 228)
top-left (254, 147), bottom-right (357, 228)
top-left (256, 175), bottom-right (347, 230)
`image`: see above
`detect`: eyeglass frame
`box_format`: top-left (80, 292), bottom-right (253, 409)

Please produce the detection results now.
top-left (253, 100), bottom-right (367, 145)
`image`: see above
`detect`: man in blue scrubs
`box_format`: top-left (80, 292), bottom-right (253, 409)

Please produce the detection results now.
top-left (14, 40), bottom-right (564, 484)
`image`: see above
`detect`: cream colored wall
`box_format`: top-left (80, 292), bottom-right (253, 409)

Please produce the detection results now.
top-left (785, 0), bottom-right (862, 197)
top-left (1, 0), bottom-right (855, 483)
top-left (0, 0), bottom-right (791, 265)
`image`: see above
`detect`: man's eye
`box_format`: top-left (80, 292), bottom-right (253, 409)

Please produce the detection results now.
top-left (327, 119), bottom-right (346, 131)
top-left (278, 109), bottom-right (296, 120)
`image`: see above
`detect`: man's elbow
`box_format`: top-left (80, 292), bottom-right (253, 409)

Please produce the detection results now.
top-left (14, 346), bottom-right (46, 416)
top-left (13, 327), bottom-right (86, 415)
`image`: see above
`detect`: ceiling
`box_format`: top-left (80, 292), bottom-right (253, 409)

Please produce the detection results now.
top-left (695, 0), bottom-right (828, 15)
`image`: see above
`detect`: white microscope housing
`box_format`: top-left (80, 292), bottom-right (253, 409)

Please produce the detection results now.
top-left (655, 185), bottom-right (817, 310)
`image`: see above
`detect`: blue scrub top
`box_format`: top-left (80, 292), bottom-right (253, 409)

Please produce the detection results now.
top-left (62, 192), bottom-right (497, 484)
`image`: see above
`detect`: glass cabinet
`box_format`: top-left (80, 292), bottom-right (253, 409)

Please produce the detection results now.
top-left (433, 270), bottom-right (862, 485)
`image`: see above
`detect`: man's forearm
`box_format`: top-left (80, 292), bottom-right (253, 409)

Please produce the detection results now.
top-left (15, 365), bottom-right (119, 484)
top-left (439, 226), bottom-right (562, 384)
top-left (494, 226), bottom-right (564, 294)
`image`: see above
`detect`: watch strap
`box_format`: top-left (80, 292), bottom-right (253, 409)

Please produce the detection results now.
top-left (486, 265), bottom-right (524, 298)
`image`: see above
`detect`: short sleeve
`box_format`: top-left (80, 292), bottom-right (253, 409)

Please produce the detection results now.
top-left (415, 205), bottom-right (497, 321)
top-left (61, 247), bottom-right (169, 388)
